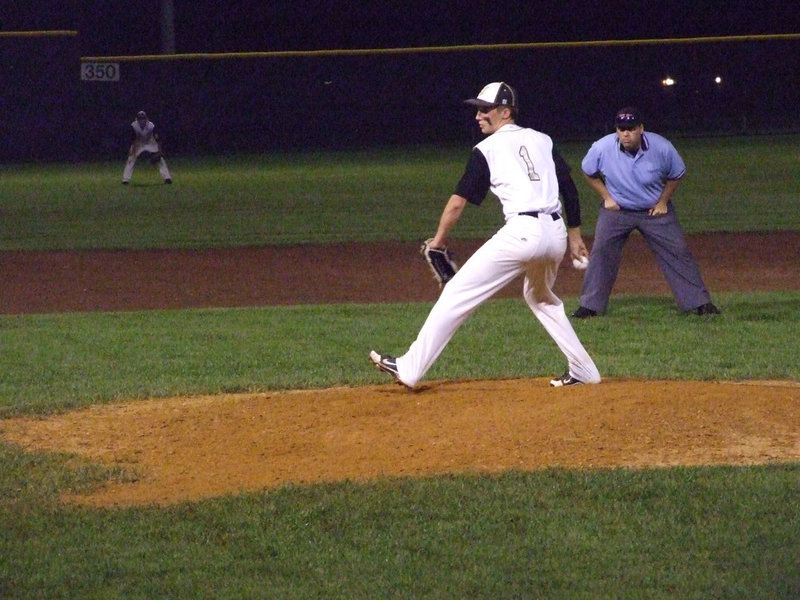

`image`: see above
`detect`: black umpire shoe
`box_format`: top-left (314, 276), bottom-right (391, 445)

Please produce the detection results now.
top-left (694, 302), bottom-right (721, 315)
top-left (571, 306), bottom-right (598, 319)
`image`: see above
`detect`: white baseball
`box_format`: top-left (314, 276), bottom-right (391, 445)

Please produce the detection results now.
top-left (572, 256), bottom-right (589, 270)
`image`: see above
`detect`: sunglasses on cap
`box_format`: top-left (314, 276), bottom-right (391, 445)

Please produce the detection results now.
top-left (615, 112), bottom-right (640, 130)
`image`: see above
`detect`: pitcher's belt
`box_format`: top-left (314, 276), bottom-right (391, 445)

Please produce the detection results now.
top-left (518, 211), bottom-right (561, 220)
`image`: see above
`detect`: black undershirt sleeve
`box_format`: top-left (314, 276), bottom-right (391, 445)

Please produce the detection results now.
top-left (553, 147), bottom-right (582, 228)
top-left (453, 145), bottom-right (582, 227)
top-left (453, 148), bottom-right (491, 206)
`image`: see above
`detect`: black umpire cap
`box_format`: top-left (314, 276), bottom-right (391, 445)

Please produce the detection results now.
top-left (614, 107), bottom-right (643, 127)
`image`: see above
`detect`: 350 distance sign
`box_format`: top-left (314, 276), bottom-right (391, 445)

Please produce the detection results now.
top-left (80, 62), bottom-right (120, 82)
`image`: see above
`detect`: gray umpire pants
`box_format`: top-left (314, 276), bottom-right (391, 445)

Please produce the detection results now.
top-left (579, 204), bottom-right (711, 313)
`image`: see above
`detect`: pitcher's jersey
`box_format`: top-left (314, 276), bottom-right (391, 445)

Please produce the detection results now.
top-left (455, 124), bottom-right (562, 219)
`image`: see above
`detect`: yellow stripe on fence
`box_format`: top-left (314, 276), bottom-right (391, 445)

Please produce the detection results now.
top-left (79, 32), bottom-right (800, 62)
top-left (0, 30), bottom-right (78, 38)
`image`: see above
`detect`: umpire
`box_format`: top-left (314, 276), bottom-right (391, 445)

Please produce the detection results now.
top-left (572, 107), bottom-right (720, 318)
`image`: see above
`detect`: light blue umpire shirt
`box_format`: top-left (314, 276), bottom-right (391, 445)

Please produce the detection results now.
top-left (581, 131), bottom-right (686, 210)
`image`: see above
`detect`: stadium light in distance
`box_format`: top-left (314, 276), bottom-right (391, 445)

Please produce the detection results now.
top-left (714, 76), bottom-right (723, 84)
top-left (662, 77), bottom-right (676, 87)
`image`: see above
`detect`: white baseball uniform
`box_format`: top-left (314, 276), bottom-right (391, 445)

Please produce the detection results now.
top-left (394, 123), bottom-right (600, 387)
top-left (122, 117), bottom-right (172, 183)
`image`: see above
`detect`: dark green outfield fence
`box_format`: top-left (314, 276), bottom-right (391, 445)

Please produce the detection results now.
top-left (2, 32), bottom-right (800, 162)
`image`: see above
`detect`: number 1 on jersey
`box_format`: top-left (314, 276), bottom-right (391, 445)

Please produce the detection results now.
top-left (518, 146), bottom-right (540, 181)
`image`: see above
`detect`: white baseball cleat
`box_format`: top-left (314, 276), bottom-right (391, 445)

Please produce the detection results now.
top-left (549, 372), bottom-right (584, 387)
top-left (369, 351), bottom-right (410, 388)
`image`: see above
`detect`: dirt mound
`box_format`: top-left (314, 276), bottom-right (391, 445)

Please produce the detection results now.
top-left (3, 378), bottom-right (798, 507)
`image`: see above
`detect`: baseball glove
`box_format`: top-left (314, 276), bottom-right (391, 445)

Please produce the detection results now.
top-left (420, 238), bottom-right (458, 288)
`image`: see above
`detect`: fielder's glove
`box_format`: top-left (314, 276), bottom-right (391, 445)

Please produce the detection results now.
top-left (420, 238), bottom-right (458, 289)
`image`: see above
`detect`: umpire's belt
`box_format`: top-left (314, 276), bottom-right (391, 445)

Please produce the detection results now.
top-left (518, 211), bottom-right (561, 220)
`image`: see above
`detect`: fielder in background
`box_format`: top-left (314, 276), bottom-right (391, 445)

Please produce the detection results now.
top-left (122, 111), bottom-right (172, 185)
top-left (572, 107), bottom-right (720, 318)
top-left (370, 82), bottom-right (601, 389)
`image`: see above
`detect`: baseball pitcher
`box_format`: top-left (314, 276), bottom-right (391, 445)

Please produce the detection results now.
top-left (370, 82), bottom-right (600, 389)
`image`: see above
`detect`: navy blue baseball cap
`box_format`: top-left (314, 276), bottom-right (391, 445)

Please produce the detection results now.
top-left (615, 107), bottom-right (643, 127)
top-left (464, 82), bottom-right (518, 108)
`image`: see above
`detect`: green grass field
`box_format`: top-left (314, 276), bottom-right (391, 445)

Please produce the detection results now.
top-left (1, 135), bottom-right (797, 251)
top-left (1, 138), bottom-right (799, 598)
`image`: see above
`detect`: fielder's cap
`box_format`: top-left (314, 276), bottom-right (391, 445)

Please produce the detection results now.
top-left (464, 82), bottom-right (518, 108)
top-left (136, 110), bottom-right (147, 119)
top-left (614, 107), bottom-right (643, 127)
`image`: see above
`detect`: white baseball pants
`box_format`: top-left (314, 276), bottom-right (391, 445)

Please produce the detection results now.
top-left (123, 154), bottom-right (172, 182)
top-left (395, 214), bottom-right (601, 387)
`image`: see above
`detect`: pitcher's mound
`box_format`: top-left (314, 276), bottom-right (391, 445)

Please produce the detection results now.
top-left (2, 378), bottom-right (799, 507)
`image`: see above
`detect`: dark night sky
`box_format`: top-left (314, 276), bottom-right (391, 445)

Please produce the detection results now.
top-left (4, 1), bottom-right (800, 56)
